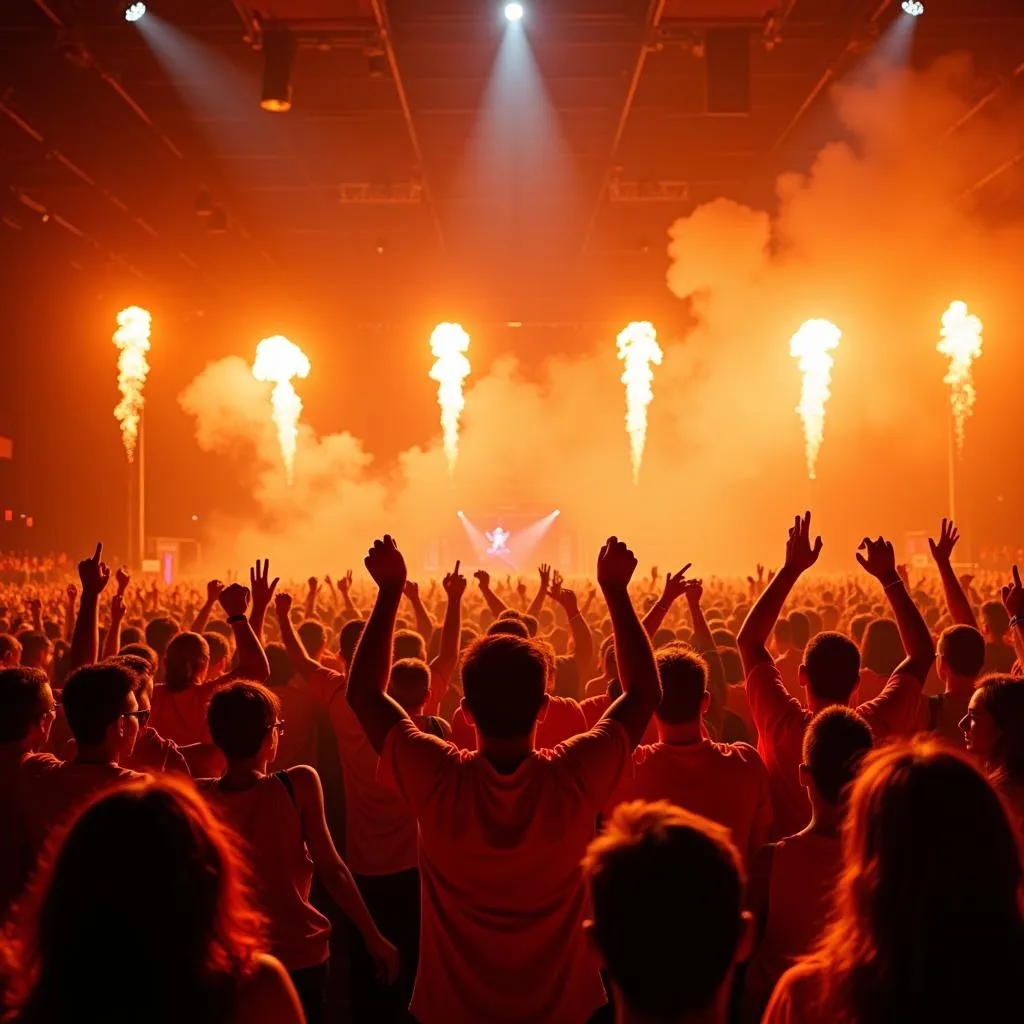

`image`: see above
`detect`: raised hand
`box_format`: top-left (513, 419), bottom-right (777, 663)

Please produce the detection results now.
top-left (682, 577), bottom-right (704, 604)
top-left (444, 560), bottom-right (467, 600)
top-left (206, 579), bottom-right (225, 604)
top-left (274, 591), bottom-right (294, 619)
top-left (66, 583), bottom-right (78, 603)
top-left (784, 512), bottom-right (823, 574)
top-left (538, 563), bottom-right (552, 589)
top-left (28, 597), bottom-right (41, 616)
top-left (250, 559), bottom-right (280, 609)
top-left (115, 567), bottom-right (131, 595)
top-left (110, 592), bottom-right (126, 622)
top-left (337, 570), bottom-right (353, 596)
top-left (1002, 565), bottom-right (1024, 620)
top-left (364, 535), bottom-right (407, 591)
top-left (474, 569), bottom-right (491, 591)
top-left (403, 580), bottom-right (420, 601)
top-left (307, 576), bottom-right (319, 596)
top-left (552, 584), bottom-right (580, 617)
top-left (662, 565), bottom-right (693, 604)
top-left (856, 536), bottom-right (899, 583)
top-left (78, 543), bottom-right (111, 597)
top-left (516, 578), bottom-right (527, 599)
top-left (597, 536), bottom-right (638, 589)
top-left (218, 583), bottom-right (251, 619)
top-left (928, 518), bottom-right (960, 564)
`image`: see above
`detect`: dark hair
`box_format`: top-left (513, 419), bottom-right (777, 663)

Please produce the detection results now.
top-left (393, 629), bottom-right (427, 663)
top-left (774, 618), bottom-right (792, 645)
top-left (388, 659), bottom-right (431, 713)
top-left (788, 611), bottom-right (810, 649)
top-left (207, 682), bottom-right (279, 760)
top-left (461, 634), bottom-right (549, 739)
top-left (584, 801), bottom-right (746, 1018)
top-left (205, 620), bottom-right (233, 641)
top-left (520, 614), bottom-right (539, 638)
top-left (339, 619), bottom-right (365, 665)
top-left (719, 647), bottom-right (743, 686)
top-left (937, 624), bottom-right (985, 679)
top-left (982, 601), bottom-right (1011, 639)
top-left (164, 633), bottom-right (210, 693)
top-left (119, 626), bottom-right (144, 646)
top-left (651, 628), bottom-right (676, 650)
top-left (18, 632), bottom-right (52, 666)
top-left (973, 676), bottom-right (1024, 784)
top-left (61, 663), bottom-right (136, 747)
top-left (2, 777), bottom-right (266, 1024)
top-left (110, 655), bottom-right (156, 703)
top-left (297, 619), bottom-right (327, 658)
top-left (804, 631), bottom-right (861, 704)
top-left (262, 643), bottom-right (291, 689)
top-left (802, 706), bottom-right (873, 806)
top-left (144, 616), bottom-right (181, 659)
top-left (849, 614), bottom-right (872, 646)
top-left (0, 633), bottom-right (22, 664)
top-left (0, 667), bottom-right (53, 743)
top-left (711, 629), bottom-right (737, 650)
top-left (487, 618), bottom-right (531, 639)
top-left (860, 618), bottom-right (904, 677)
top-left (202, 632), bottom-right (230, 670)
top-left (804, 608), bottom-right (823, 640)
top-left (809, 740), bottom-right (1024, 1023)
top-left (655, 644), bottom-right (709, 725)
top-left (118, 642), bottom-right (158, 671)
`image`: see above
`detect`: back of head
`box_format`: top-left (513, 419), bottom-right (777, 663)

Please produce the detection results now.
top-left (651, 627), bottom-right (675, 651)
top-left (120, 626), bottom-right (144, 647)
top-left (144, 616), bottom-right (180, 659)
top-left (487, 618), bottom-right (531, 639)
top-left (118, 642), bottom-right (158, 671)
top-left (204, 619), bottom-right (232, 641)
top-left (821, 604), bottom-right (840, 632)
top-left (393, 628), bottom-right (426, 663)
top-left (974, 675), bottom-right (1024, 782)
top-left (802, 706), bottom-right (873, 806)
top-left (207, 681), bottom-right (279, 760)
top-left (787, 611), bottom-right (810, 650)
top-left (264, 642), bottom-right (293, 689)
top-left (111, 655), bottom-right (155, 701)
top-left (938, 624), bottom-right (985, 679)
top-left (61, 663), bottom-right (135, 747)
top-left (804, 608), bottom-right (823, 640)
top-left (461, 634), bottom-right (550, 739)
top-left (388, 658), bottom-right (431, 714)
top-left (820, 739), bottom-right (1024, 1021)
top-left (982, 600), bottom-right (1010, 640)
top-left (719, 647), bottom-right (743, 686)
top-left (164, 632), bottom-right (210, 692)
top-left (773, 617), bottom-right (792, 648)
top-left (4, 776), bottom-right (264, 1023)
top-left (861, 618), bottom-right (904, 676)
top-left (0, 632), bottom-right (22, 666)
top-left (0, 667), bottom-right (52, 743)
top-left (340, 619), bottom-right (365, 667)
top-left (18, 631), bottom-right (52, 667)
top-left (804, 631), bottom-right (861, 705)
top-left (849, 614), bottom-right (872, 646)
top-left (711, 628), bottom-right (737, 650)
top-left (584, 801), bottom-right (746, 1019)
top-left (202, 632), bottom-right (230, 671)
top-left (655, 643), bottom-right (709, 725)
top-left (297, 619), bottom-right (327, 659)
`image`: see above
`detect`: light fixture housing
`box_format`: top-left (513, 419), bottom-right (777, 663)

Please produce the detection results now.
top-left (504, 3), bottom-right (524, 23)
top-left (901, 1), bottom-right (924, 15)
top-left (260, 27), bottom-right (297, 112)
top-left (124, 2), bottom-right (147, 22)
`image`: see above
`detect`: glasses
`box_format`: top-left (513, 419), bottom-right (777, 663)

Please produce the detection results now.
top-left (273, 720), bottom-right (286, 735)
top-left (121, 710), bottom-right (151, 727)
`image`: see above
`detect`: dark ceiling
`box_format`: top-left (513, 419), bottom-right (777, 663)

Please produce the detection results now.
top-left (1, 0), bottom-right (1022, 324)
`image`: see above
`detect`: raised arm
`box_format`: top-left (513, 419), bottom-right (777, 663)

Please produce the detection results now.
top-left (642, 565), bottom-right (691, 637)
top-left (217, 584), bottom-right (270, 683)
top-left (474, 569), bottom-right (507, 618)
top-left (599, 537), bottom-right (661, 749)
top-left (526, 563), bottom-right (551, 620)
top-left (29, 597), bottom-right (42, 634)
top-left (928, 518), bottom-right (978, 629)
top-left (346, 535), bottom-right (412, 753)
top-left (191, 579), bottom-right (224, 634)
top-left (857, 535), bottom-right (935, 683)
top-left (248, 560), bottom-right (279, 643)
top-left (274, 592), bottom-right (324, 682)
top-left (337, 570), bottom-right (359, 619)
top-left (70, 543), bottom-right (111, 670)
top-left (738, 512), bottom-right (822, 674)
top-left (427, 562), bottom-right (465, 714)
top-left (64, 584), bottom-right (77, 643)
top-left (100, 593), bottom-right (126, 660)
top-left (1002, 566), bottom-right (1024, 671)
top-left (551, 576), bottom-right (593, 699)
top-left (403, 580), bottom-right (435, 644)
top-left (304, 577), bottom-right (319, 621)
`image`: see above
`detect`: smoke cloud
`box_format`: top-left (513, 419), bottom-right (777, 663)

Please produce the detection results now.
top-left (180, 53), bottom-right (1024, 576)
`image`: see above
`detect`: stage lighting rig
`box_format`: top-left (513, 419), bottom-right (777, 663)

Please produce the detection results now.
top-left (260, 26), bottom-right (298, 112)
top-left (504, 3), bottom-right (524, 23)
top-left (124, 2), bottom-right (146, 21)
top-left (901, 1), bottom-right (924, 15)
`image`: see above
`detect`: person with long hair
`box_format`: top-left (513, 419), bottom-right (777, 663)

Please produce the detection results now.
top-left (764, 739), bottom-right (1024, 1023)
top-left (961, 674), bottom-right (1024, 824)
top-left (0, 776), bottom-right (303, 1024)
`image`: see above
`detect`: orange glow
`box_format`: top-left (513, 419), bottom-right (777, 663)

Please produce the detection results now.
top-left (938, 300), bottom-right (983, 455)
top-left (252, 335), bottom-right (310, 485)
top-left (112, 305), bottom-right (152, 462)
top-left (616, 321), bottom-right (662, 485)
top-left (790, 318), bottom-right (841, 480)
top-left (429, 323), bottom-right (472, 475)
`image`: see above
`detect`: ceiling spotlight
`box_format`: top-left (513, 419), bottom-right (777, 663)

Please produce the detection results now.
top-left (260, 27), bottom-right (297, 112)
top-left (457, 510), bottom-right (464, 517)
top-left (504, 3), bottom-right (524, 23)
top-left (124, 2), bottom-right (146, 21)
top-left (553, 509), bottom-right (561, 517)
top-left (901, 1), bottom-right (924, 15)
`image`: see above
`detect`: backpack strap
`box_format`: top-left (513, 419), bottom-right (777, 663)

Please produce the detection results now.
top-left (274, 768), bottom-right (297, 806)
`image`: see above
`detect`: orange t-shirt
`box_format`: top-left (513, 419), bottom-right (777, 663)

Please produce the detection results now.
top-left (775, 649), bottom-right (804, 700)
top-left (746, 661), bottom-right (921, 838)
top-left (270, 677), bottom-right (321, 771)
top-left (580, 694), bottom-right (658, 743)
top-left (150, 684), bottom-right (213, 747)
top-left (605, 739), bottom-right (771, 863)
top-left (451, 694), bottom-right (588, 751)
top-left (379, 717), bottom-right (631, 1024)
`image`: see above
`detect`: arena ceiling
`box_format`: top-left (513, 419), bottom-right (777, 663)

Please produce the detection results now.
top-left (1, 0), bottom-right (1022, 323)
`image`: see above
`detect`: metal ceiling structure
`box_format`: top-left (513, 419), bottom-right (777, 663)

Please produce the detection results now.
top-left (1, 0), bottom-right (1022, 321)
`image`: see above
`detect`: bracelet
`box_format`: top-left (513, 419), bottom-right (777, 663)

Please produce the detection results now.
top-left (882, 578), bottom-right (903, 591)
top-left (227, 614), bottom-right (247, 624)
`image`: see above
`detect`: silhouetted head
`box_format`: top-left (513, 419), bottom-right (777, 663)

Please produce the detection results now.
top-left (0, 667), bottom-right (55, 748)
top-left (963, 676), bottom-right (1024, 783)
top-left (163, 632), bottom-right (210, 692)
top-left (264, 643), bottom-right (293, 689)
top-left (861, 618), bottom-right (904, 677)
top-left (61, 663), bottom-right (140, 759)
top-left (487, 618), bottom-right (531, 639)
top-left (981, 601), bottom-right (1011, 642)
top-left (802, 631), bottom-right (861, 706)
top-left (297, 619), bottom-right (328, 661)
top-left (388, 658), bottom-right (431, 715)
top-left (17, 631), bottom-right (53, 671)
top-left (144, 616), bottom-right (181, 660)
top-left (202, 632), bottom-right (231, 677)
top-left (937, 624), bottom-right (985, 682)
top-left (392, 629), bottom-right (426, 663)
top-left (801, 706), bottom-right (873, 807)
top-left (655, 643), bottom-right (709, 725)
top-left (0, 633), bottom-right (22, 668)
top-left (117, 642), bottom-right (158, 672)
top-left (461, 634), bottom-right (551, 740)
top-left (207, 681), bottom-right (281, 763)
top-left (787, 611), bottom-right (810, 651)
top-left (339, 619), bottom-right (365, 667)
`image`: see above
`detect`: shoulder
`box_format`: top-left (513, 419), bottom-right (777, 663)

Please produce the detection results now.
top-left (764, 960), bottom-right (830, 1024)
top-left (284, 763), bottom-right (322, 801)
top-left (233, 954), bottom-right (304, 1024)
top-left (21, 752), bottom-right (62, 776)
top-left (718, 740), bottom-right (767, 767)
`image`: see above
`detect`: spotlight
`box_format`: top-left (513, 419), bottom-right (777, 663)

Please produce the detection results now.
top-left (124, 2), bottom-right (146, 21)
top-left (504, 3), bottom-right (524, 23)
top-left (553, 509), bottom-right (561, 517)
top-left (260, 27), bottom-right (297, 112)
top-left (901, 1), bottom-right (923, 15)
top-left (457, 510), bottom-right (464, 518)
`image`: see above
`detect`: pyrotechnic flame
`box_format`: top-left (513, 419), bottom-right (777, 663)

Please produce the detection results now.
top-left (937, 300), bottom-right (983, 456)
top-left (616, 321), bottom-right (663, 485)
top-left (789, 319), bottom-right (842, 480)
top-left (429, 323), bottom-right (472, 475)
top-left (252, 335), bottom-right (311, 485)
top-left (113, 306), bottom-right (152, 462)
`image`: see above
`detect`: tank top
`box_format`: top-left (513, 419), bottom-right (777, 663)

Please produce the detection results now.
top-left (200, 773), bottom-right (331, 970)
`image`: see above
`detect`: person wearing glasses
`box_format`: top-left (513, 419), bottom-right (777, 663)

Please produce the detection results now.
top-left (200, 680), bottom-right (398, 1024)
top-left (21, 661), bottom-right (147, 854)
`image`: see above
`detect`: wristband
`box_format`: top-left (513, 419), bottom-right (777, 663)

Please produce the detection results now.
top-left (227, 614), bottom-right (247, 624)
top-left (882, 578), bottom-right (903, 591)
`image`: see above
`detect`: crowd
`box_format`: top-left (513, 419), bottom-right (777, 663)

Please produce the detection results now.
top-left (0, 511), bottom-right (1023, 1023)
